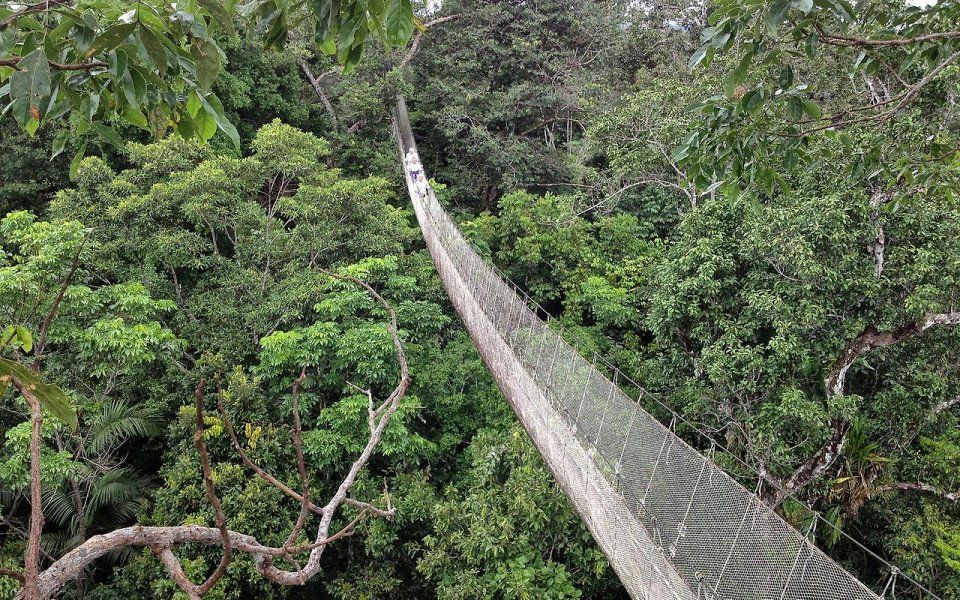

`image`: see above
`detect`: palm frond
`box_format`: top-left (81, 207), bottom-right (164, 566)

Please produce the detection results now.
top-left (86, 399), bottom-right (160, 455)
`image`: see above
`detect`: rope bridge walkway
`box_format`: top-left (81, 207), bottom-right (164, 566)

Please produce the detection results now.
top-left (393, 96), bottom-right (886, 600)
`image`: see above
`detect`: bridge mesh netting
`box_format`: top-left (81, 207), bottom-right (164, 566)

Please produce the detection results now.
top-left (394, 98), bottom-right (878, 600)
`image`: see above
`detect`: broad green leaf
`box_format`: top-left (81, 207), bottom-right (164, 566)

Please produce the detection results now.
top-left (194, 108), bottom-right (218, 140)
top-left (198, 0), bottom-right (236, 36)
top-left (16, 326), bottom-right (32, 352)
top-left (787, 96), bottom-right (804, 121)
top-left (0, 358), bottom-right (78, 431)
top-left (804, 32), bottom-right (818, 58)
top-left (123, 106), bottom-right (149, 130)
top-left (9, 49), bottom-right (51, 120)
top-left (138, 26), bottom-right (168, 74)
top-left (191, 40), bottom-right (222, 91)
top-left (801, 99), bottom-right (822, 119)
top-left (779, 64), bottom-right (794, 89)
top-left (342, 43), bottom-right (363, 76)
top-left (765, 0), bottom-right (790, 34)
top-left (385, 0), bottom-right (414, 47)
top-left (688, 45), bottom-right (708, 71)
top-left (201, 94), bottom-right (240, 149)
top-left (727, 50), bottom-right (754, 96)
top-left (92, 123), bottom-right (124, 148)
top-left (69, 143), bottom-right (87, 179)
top-left (51, 129), bottom-right (70, 159)
top-left (186, 91), bottom-right (202, 118)
top-left (86, 23), bottom-right (136, 58)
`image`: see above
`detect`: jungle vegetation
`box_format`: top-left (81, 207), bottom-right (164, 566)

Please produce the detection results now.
top-left (1, 0), bottom-right (959, 598)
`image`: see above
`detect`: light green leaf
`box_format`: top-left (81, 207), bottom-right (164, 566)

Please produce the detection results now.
top-left (69, 143), bottom-right (87, 179)
top-left (801, 99), bottom-right (822, 119)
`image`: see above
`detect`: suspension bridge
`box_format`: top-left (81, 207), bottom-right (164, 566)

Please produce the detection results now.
top-left (392, 95), bottom-right (903, 600)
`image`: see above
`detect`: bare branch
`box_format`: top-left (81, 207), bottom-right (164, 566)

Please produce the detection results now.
top-left (398, 14), bottom-right (461, 69)
top-left (154, 547), bottom-right (202, 600)
top-left (0, 57), bottom-right (109, 71)
top-left (297, 58), bottom-right (340, 131)
top-left (34, 238), bottom-right (85, 372)
top-left (283, 368), bottom-right (312, 550)
top-left (873, 482), bottom-right (960, 502)
top-left (215, 393), bottom-right (326, 517)
top-left (192, 380), bottom-right (232, 595)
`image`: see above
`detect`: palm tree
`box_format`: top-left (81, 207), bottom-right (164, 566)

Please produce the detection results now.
top-left (40, 399), bottom-right (159, 598)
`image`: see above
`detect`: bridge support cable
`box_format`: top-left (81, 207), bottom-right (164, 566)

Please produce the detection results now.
top-left (393, 95), bottom-right (878, 600)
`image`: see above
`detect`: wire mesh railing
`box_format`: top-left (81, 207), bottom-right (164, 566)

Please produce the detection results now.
top-left (393, 96), bottom-right (890, 600)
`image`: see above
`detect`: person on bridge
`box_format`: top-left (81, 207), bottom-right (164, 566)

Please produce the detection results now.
top-left (405, 149), bottom-right (422, 182)
top-left (404, 149), bottom-right (430, 197)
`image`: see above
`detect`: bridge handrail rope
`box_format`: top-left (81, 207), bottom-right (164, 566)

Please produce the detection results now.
top-left (392, 94), bottom-right (937, 600)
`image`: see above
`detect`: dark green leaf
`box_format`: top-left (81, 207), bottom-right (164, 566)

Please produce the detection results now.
top-left (787, 96), bottom-right (804, 121)
top-left (766, 0), bottom-right (790, 34)
top-left (10, 49), bottom-right (51, 119)
top-left (138, 26), bottom-right (168, 74)
top-left (191, 40), bottom-right (222, 91)
top-left (51, 129), bottom-right (70, 159)
top-left (85, 23), bottom-right (136, 58)
top-left (779, 64), bottom-right (794, 89)
top-left (385, 0), bottom-right (414, 47)
top-left (198, 0), bottom-right (235, 36)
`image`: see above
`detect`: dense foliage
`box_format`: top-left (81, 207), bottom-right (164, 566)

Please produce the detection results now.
top-left (1, 0), bottom-right (959, 598)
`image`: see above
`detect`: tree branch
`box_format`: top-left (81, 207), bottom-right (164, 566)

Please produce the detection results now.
top-left (873, 482), bottom-right (960, 502)
top-left (191, 380), bottom-right (232, 596)
top-left (215, 393), bottom-right (326, 517)
top-left (818, 28), bottom-right (960, 48)
top-left (0, 57), bottom-right (108, 71)
top-left (0, 0), bottom-right (72, 31)
top-left (33, 239), bottom-right (84, 372)
top-left (765, 312), bottom-right (960, 505)
top-left (297, 59), bottom-right (340, 131)
top-left (0, 568), bottom-right (26, 584)
top-left (398, 14), bottom-right (461, 69)
top-left (10, 377), bottom-right (43, 600)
